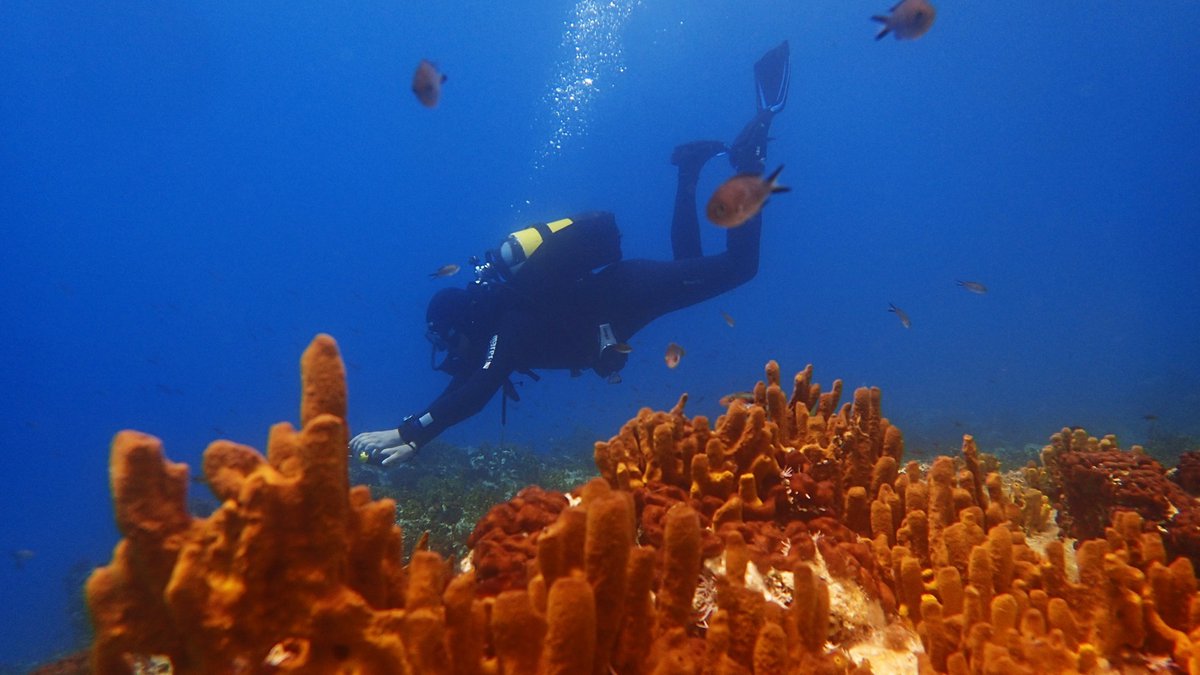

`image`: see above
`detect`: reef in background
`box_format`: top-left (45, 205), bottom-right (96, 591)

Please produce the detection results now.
top-left (350, 437), bottom-right (597, 561)
top-left (77, 335), bottom-right (1200, 674)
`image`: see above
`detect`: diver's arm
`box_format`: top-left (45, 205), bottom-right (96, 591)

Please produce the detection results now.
top-left (397, 330), bottom-right (516, 451)
top-left (350, 366), bottom-right (496, 465)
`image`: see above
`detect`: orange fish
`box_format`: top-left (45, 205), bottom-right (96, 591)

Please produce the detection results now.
top-left (955, 280), bottom-right (987, 294)
top-left (720, 311), bottom-right (735, 327)
top-left (872, 0), bottom-right (936, 41)
top-left (888, 303), bottom-right (911, 329)
top-left (412, 59), bottom-right (447, 108)
top-left (706, 165), bottom-right (789, 228)
top-left (718, 391), bottom-right (755, 407)
top-left (429, 264), bottom-right (460, 278)
top-left (664, 342), bottom-right (685, 368)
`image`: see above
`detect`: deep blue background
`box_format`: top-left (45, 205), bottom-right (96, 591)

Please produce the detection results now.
top-left (2, 0), bottom-right (1197, 666)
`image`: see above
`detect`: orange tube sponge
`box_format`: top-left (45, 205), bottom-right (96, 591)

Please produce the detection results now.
top-left (613, 547), bottom-right (657, 674)
top-left (659, 504), bottom-right (702, 631)
top-left (791, 563), bottom-right (830, 654)
top-left (539, 572), bottom-right (597, 675)
top-left (86, 432), bottom-right (192, 673)
top-left (584, 486), bottom-right (634, 674)
top-left (87, 334), bottom-right (411, 674)
top-left (752, 620), bottom-right (789, 675)
top-left (442, 572), bottom-right (486, 675)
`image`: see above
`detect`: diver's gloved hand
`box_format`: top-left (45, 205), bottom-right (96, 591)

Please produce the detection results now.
top-left (376, 442), bottom-right (418, 466)
top-left (350, 429), bottom-right (416, 466)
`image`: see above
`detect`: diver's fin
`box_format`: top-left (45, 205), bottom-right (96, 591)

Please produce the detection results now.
top-left (753, 40), bottom-right (790, 113)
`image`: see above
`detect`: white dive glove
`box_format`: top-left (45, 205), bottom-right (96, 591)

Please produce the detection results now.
top-left (350, 429), bottom-right (418, 466)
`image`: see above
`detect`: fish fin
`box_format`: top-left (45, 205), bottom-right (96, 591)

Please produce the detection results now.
top-left (765, 164), bottom-right (785, 184)
top-left (770, 186), bottom-right (791, 194)
top-left (871, 14), bottom-right (890, 23)
top-left (888, 303), bottom-right (897, 312)
top-left (874, 26), bottom-right (891, 41)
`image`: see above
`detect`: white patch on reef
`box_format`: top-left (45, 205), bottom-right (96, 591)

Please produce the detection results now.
top-left (701, 534), bottom-right (922, 672)
top-left (844, 625), bottom-right (922, 675)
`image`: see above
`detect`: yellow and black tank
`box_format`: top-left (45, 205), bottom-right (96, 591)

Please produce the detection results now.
top-left (486, 211), bottom-right (621, 292)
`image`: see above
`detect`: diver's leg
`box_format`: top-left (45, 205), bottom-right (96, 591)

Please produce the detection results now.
top-left (600, 42), bottom-right (786, 337)
top-left (595, 246), bottom-right (759, 340)
top-left (669, 141), bottom-right (726, 260)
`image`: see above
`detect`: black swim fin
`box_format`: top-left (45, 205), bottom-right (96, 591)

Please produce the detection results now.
top-left (753, 40), bottom-right (790, 113)
top-left (731, 41), bottom-right (791, 173)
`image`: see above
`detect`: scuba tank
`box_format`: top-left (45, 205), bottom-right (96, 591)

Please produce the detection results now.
top-left (457, 210), bottom-right (627, 387)
top-left (481, 211), bottom-right (622, 293)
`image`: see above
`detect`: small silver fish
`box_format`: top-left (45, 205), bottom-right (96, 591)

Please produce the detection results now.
top-left (872, 0), bottom-right (936, 41)
top-left (888, 303), bottom-right (911, 329)
top-left (956, 280), bottom-right (988, 294)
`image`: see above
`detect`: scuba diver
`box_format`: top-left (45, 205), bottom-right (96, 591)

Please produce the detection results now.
top-left (350, 41), bottom-right (791, 466)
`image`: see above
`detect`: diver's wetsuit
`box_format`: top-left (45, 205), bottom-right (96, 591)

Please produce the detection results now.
top-left (397, 166), bottom-right (764, 450)
top-left (396, 39), bottom-right (789, 451)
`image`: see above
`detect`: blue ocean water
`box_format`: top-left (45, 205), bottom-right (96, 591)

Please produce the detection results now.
top-left (1, 0), bottom-right (1197, 667)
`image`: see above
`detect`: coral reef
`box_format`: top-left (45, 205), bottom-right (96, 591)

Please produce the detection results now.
top-left (1033, 427), bottom-right (1200, 567)
top-left (350, 438), bottom-right (596, 562)
top-left (87, 335), bottom-right (412, 672)
top-left (86, 339), bottom-right (1200, 674)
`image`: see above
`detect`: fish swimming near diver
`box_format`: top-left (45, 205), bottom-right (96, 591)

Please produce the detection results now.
top-left (412, 59), bottom-right (447, 108)
top-left (706, 165), bottom-right (789, 228)
top-left (664, 342), bottom-right (685, 369)
top-left (956, 280), bottom-right (988, 294)
top-left (429, 264), bottom-right (460, 279)
top-left (888, 303), bottom-right (911, 329)
top-left (872, 0), bottom-right (937, 41)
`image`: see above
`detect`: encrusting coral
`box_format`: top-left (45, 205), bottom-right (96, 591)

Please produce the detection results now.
top-left (87, 336), bottom-right (1200, 674)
